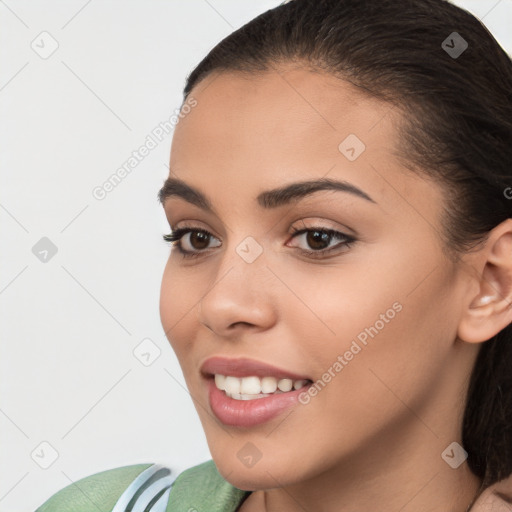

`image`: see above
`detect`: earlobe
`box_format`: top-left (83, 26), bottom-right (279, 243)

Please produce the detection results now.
top-left (457, 219), bottom-right (512, 344)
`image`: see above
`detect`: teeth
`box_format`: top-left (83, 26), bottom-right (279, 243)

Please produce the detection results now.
top-left (294, 379), bottom-right (308, 390)
top-left (214, 374), bottom-right (225, 391)
top-left (214, 374), bottom-right (309, 399)
top-left (240, 376), bottom-right (261, 395)
top-left (224, 376), bottom-right (241, 395)
top-left (228, 392), bottom-right (271, 400)
top-left (261, 376), bottom-right (277, 393)
top-left (277, 378), bottom-right (293, 392)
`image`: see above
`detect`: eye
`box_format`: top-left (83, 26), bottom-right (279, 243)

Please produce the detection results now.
top-left (162, 227), bottom-right (221, 258)
top-left (287, 226), bottom-right (356, 258)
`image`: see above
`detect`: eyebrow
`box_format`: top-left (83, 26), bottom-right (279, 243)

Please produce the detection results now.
top-left (158, 176), bottom-right (377, 212)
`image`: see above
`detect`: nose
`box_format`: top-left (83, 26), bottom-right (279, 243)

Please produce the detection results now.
top-left (197, 249), bottom-right (277, 338)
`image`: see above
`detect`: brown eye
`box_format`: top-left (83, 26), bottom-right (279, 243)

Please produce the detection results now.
top-left (287, 226), bottom-right (357, 258)
top-left (162, 227), bottom-right (221, 258)
top-left (305, 230), bottom-right (332, 250)
top-left (188, 231), bottom-right (211, 250)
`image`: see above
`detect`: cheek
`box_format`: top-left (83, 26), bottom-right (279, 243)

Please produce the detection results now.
top-left (159, 260), bottom-right (200, 359)
top-left (328, 288), bottom-right (454, 421)
top-left (278, 251), bottom-right (457, 406)
top-left (272, 257), bottom-right (405, 364)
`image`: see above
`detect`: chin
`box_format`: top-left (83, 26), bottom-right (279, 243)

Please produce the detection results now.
top-left (212, 451), bottom-right (306, 492)
top-left (219, 465), bottom-right (286, 492)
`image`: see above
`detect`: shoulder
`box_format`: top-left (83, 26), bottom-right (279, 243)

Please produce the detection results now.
top-left (35, 463), bottom-right (174, 512)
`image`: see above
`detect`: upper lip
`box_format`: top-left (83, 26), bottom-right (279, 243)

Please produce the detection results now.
top-left (200, 356), bottom-right (311, 381)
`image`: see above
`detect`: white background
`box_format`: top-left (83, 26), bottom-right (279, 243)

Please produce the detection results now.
top-left (1, 1), bottom-right (511, 510)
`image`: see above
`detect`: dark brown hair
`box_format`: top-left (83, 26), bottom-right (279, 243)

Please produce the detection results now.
top-left (180, 0), bottom-right (512, 491)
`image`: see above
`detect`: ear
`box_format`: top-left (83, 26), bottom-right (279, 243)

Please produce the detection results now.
top-left (457, 218), bottom-right (512, 344)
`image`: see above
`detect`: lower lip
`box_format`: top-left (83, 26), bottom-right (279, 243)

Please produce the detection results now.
top-left (207, 378), bottom-right (310, 428)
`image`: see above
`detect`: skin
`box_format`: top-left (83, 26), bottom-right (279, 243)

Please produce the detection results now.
top-left (159, 65), bottom-right (512, 512)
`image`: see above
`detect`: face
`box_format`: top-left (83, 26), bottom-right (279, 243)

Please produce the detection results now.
top-left (159, 66), bottom-right (473, 491)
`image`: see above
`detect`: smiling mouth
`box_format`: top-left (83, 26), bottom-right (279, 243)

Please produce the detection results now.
top-left (201, 357), bottom-right (314, 426)
top-left (213, 374), bottom-right (312, 400)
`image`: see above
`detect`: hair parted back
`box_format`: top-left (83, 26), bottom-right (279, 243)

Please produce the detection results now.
top-left (181, 0), bottom-right (512, 490)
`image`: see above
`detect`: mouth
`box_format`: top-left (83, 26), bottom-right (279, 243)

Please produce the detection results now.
top-left (200, 356), bottom-right (313, 427)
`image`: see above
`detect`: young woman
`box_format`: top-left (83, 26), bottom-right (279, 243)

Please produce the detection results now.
top-left (36, 0), bottom-right (512, 510)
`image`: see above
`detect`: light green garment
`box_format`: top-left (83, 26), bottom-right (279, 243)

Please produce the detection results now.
top-left (166, 460), bottom-right (250, 511)
top-left (34, 459), bottom-right (251, 512)
top-left (35, 464), bottom-right (154, 512)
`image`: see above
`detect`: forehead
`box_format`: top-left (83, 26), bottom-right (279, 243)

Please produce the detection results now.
top-left (172, 66), bottom-right (397, 163)
top-left (168, 67), bottom-right (444, 222)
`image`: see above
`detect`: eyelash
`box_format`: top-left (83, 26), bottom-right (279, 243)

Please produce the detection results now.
top-left (162, 226), bottom-right (356, 260)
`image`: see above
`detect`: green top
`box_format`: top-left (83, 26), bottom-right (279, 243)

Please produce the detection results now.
top-left (167, 459), bottom-right (250, 511)
top-left (34, 459), bottom-right (251, 512)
